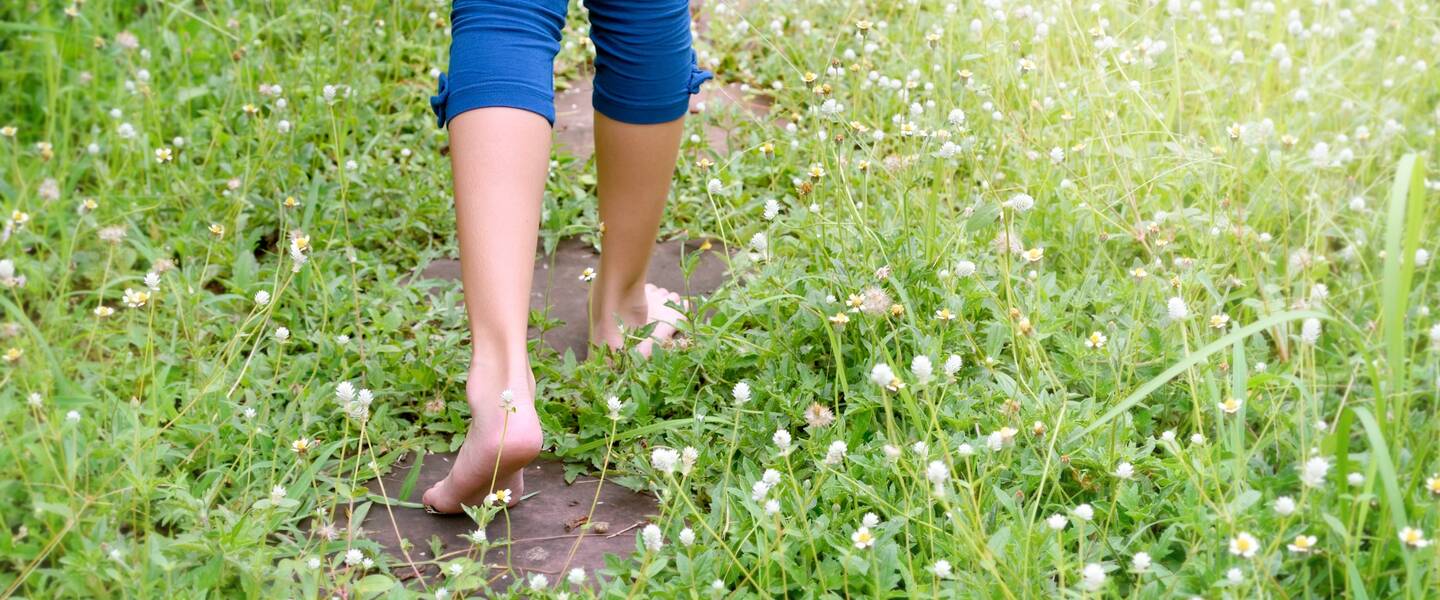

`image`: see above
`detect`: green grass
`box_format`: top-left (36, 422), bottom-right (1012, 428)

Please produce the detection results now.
top-left (2, 0), bottom-right (1439, 597)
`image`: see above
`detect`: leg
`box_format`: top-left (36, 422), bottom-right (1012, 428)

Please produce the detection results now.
top-left (585, 0), bottom-right (713, 356)
top-left (422, 0), bottom-right (568, 513)
top-left (422, 108), bottom-right (549, 513)
top-left (589, 112), bottom-right (689, 356)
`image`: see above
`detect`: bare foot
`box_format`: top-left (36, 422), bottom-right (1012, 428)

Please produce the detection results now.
top-left (421, 369), bottom-right (542, 514)
top-left (591, 283), bottom-right (687, 357)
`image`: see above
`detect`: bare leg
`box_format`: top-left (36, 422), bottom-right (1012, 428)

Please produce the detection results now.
top-left (589, 112), bottom-right (689, 357)
top-left (423, 108), bottom-right (548, 514)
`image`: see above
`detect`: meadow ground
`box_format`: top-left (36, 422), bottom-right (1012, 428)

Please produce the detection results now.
top-left (2, 0), bottom-right (1440, 597)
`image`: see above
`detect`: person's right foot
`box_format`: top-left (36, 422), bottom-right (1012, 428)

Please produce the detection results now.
top-left (590, 282), bottom-right (687, 357)
top-left (421, 368), bottom-right (542, 514)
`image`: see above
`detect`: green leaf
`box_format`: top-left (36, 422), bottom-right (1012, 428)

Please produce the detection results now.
top-left (353, 574), bottom-right (395, 597)
top-left (1067, 310), bottom-right (1327, 443)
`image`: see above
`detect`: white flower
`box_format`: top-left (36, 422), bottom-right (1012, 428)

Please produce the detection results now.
top-left (650, 448), bottom-right (679, 474)
top-left (1347, 472), bottom-right (1365, 487)
top-left (1399, 527), bottom-right (1430, 549)
top-left (269, 485), bottom-right (287, 504)
top-left (986, 427), bottom-right (1018, 451)
top-left (274, 327), bottom-right (289, 342)
top-left (824, 440), bottom-right (848, 465)
top-left (1132, 552), bottom-right (1152, 572)
top-left (1072, 504), bottom-right (1094, 521)
top-left (763, 199), bottom-right (781, 220)
top-left (606, 395), bottom-right (623, 420)
top-left (925, 460), bottom-right (949, 487)
top-left (680, 447), bottom-right (698, 474)
top-left (65, 410), bottom-right (80, 423)
top-left (568, 567), bottom-right (586, 585)
top-left (678, 528), bottom-right (695, 546)
top-left (955, 260), bottom-right (976, 277)
top-left (1273, 496), bottom-right (1296, 516)
top-left (772, 428), bottom-right (792, 455)
top-left (528, 573), bottom-right (548, 589)
top-left (862, 512), bottom-right (880, 528)
top-left (335, 381), bottom-right (355, 403)
top-left (910, 355), bottom-right (934, 384)
top-left (957, 443), bottom-right (975, 457)
top-left (1166, 296), bottom-right (1189, 320)
top-left (1416, 249), bottom-right (1431, 267)
top-left (434, 588), bottom-right (449, 600)
top-left (641, 524), bottom-right (663, 552)
top-left (764, 499), bottom-right (780, 515)
top-left (851, 526), bottom-right (876, 549)
top-left (1299, 456), bottom-right (1331, 488)
top-left (307, 557), bottom-right (321, 569)
top-left (1229, 532), bottom-right (1259, 558)
top-left (929, 559), bottom-right (953, 579)
top-left (344, 549), bottom-right (364, 566)
top-left (1226, 567), bottom-right (1244, 583)
top-left (255, 290), bottom-right (271, 305)
top-left (143, 272), bottom-right (161, 291)
top-left (1300, 318), bottom-right (1321, 345)
top-left (1115, 462), bottom-right (1135, 479)
top-left (1046, 513), bottom-right (1067, 531)
top-left (1080, 563), bottom-right (1106, 591)
top-left (869, 363), bottom-right (897, 388)
top-left (706, 178), bottom-right (724, 194)
top-left (732, 381), bottom-right (752, 405)
top-left (1005, 193), bottom-right (1035, 212)
top-left (943, 354), bottom-right (963, 376)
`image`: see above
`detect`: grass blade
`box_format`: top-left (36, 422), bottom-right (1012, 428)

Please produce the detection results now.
top-left (1067, 310), bottom-right (1326, 444)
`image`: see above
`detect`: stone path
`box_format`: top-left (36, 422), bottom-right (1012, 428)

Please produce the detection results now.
top-left (554, 76), bottom-right (774, 160)
top-left (362, 455), bottom-right (659, 589)
top-left (415, 237), bottom-right (728, 359)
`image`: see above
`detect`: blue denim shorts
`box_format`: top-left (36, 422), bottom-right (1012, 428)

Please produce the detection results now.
top-left (431, 0), bottom-right (713, 127)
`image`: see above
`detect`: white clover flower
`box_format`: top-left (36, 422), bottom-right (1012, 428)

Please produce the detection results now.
top-left (1115, 462), bottom-right (1135, 479)
top-left (1300, 318), bottom-right (1322, 345)
top-left (824, 440), bottom-right (847, 465)
top-left (1080, 563), bottom-right (1106, 591)
top-left (641, 524), bottom-right (663, 552)
top-left (1005, 193), bottom-right (1035, 212)
top-left (274, 327), bottom-right (289, 342)
top-left (764, 499), bottom-right (780, 515)
top-left (1131, 552), bottom-right (1151, 572)
top-left (772, 428), bottom-right (793, 455)
top-left (606, 395), bottom-right (623, 420)
top-left (528, 573), bottom-right (548, 589)
top-left (910, 355), bottom-right (934, 384)
top-left (143, 272), bottom-right (161, 291)
top-left (1166, 296), bottom-right (1189, 320)
top-left (680, 447), bottom-right (698, 474)
top-left (763, 199), bottom-right (781, 220)
top-left (1299, 456), bottom-right (1331, 488)
top-left (1072, 504), bottom-right (1094, 521)
top-left (336, 381), bottom-right (356, 403)
top-left (1347, 472), bottom-right (1365, 487)
top-left (732, 381), bottom-right (752, 405)
top-left (1226, 567), bottom-right (1244, 583)
top-left (954, 260), bottom-right (976, 277)
top-left (568, 567), bottom-right (586, 585)
top-left (66, 410), bottom-right (80, 423)
top-left (1273, 496), bottom-right (1296, 515)
top-left (925, 460), bottom-right (949, 487)
top-left (929, 559), bottom-right (953, 579)
top-left (650, 447), bottom-right (679, 474)
top-left (1046, 513), bottom-right (1067, 531)
top-left (862, 512), bottom-right (880, 528)
top-left (678, 528), bottom-right (695, 546)
top-left (943, 354), bottom-right (963, 376)
top-left (869, 363), bottom-right (897, 388)
top-left (956, 442), bottom-right (975, 457)
top-left (343, 548), bottom-right (364, 566)
top-left (255, 290), bottom-right (271, 305)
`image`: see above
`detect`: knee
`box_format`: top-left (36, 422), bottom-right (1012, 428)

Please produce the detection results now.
top-left (588, 5), bottom-right (712, 124)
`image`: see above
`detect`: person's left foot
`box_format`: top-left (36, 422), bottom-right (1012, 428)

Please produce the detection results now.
top-left (590, 283), bottom-right (687, 357)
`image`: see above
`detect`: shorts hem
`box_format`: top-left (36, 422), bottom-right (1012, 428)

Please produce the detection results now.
top-left (431, 75), bottom-right (556, 127)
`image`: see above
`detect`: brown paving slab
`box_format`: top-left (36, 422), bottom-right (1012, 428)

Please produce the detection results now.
top-left (359, 454), bottom-right (657, 589)
top-left (553, 76), bottom-right (775, 160)
top-left (417, 237), bottom-right (729, 359)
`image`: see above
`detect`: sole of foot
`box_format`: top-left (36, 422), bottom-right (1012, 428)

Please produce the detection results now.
top-left (421, 375), bottom-right (542, 514)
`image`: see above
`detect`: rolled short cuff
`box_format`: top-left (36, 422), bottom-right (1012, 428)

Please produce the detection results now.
top-left (431, 74), bottom-right (557, 128)
top-left (592, 64), bottom-right (713, 125)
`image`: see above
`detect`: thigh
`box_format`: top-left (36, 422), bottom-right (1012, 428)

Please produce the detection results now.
top-left (585, 0), bottom-right (711, 124)
top-left (432, 0), bottom-right (570, 127)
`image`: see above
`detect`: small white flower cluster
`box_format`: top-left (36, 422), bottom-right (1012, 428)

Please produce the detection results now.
top-left (334, 381), bottom-right (373, 423)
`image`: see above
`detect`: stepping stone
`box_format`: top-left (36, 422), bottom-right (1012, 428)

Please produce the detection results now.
top-left (553, 76), bottom-right (774, 160)
top-left (417, 236), bottom-right (728, 359)
top-left (359, 454), bottom-right (657, 589)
